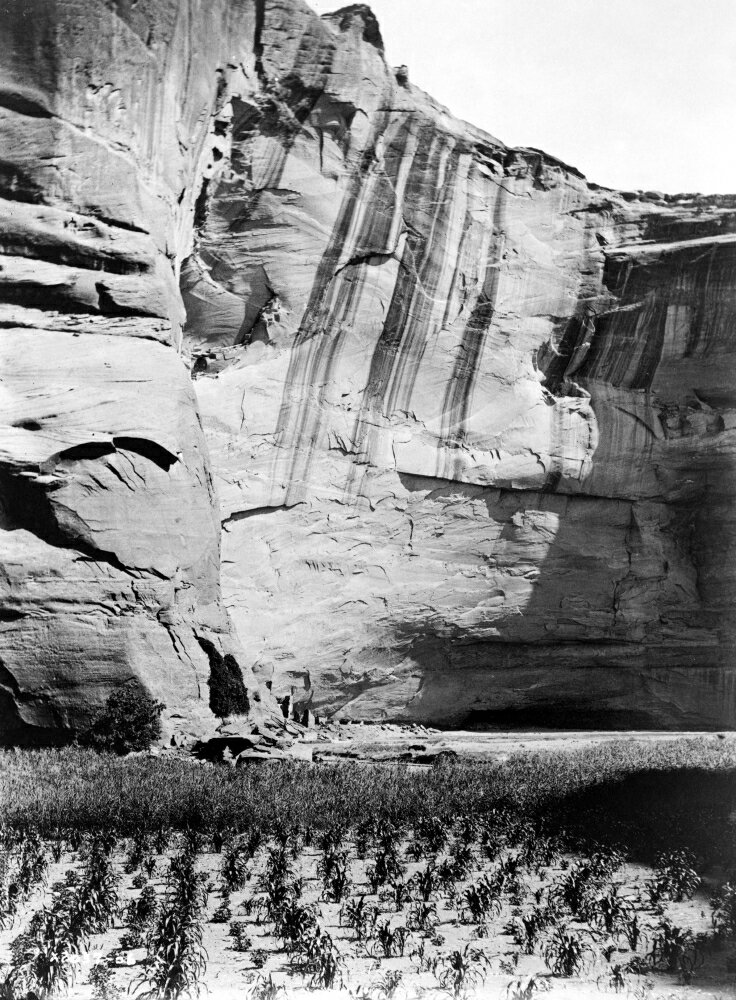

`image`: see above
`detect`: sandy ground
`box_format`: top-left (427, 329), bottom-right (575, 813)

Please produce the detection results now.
top-left (2, 833), bottom-right (735, 1000)
top-left (304, 726), bottom-right (736, 764)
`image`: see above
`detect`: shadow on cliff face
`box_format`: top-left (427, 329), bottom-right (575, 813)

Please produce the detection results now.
top-left (388, 237), bottom-right (736, 731)
top-left (391, 481), bottom-right (734, 731)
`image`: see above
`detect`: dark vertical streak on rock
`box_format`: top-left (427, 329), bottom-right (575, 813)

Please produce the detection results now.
top-left (441, 178), bottom-right (505, 472)
top-left (253, 0), bottom-right (266, 84)
top-left (273, 103), bottom-right (395, 501)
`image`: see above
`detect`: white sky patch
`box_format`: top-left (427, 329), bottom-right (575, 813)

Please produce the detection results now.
top-left (309, 0), bottom-right (736, 195)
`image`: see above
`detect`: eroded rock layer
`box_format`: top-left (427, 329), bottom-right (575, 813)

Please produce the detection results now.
top-left (1, 0), bottom-right (734, 735)
top-left (0, 0), bottom-right (272, 742)
top-left (187, 2), bottom-right (736, 728)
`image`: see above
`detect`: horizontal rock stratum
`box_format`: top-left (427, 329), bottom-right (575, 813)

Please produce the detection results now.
top-left (1, 0), bottom-right (734, 740)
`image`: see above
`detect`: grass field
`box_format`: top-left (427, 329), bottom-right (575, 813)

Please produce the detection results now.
top-left (0, 738), bottom-right (735, 998)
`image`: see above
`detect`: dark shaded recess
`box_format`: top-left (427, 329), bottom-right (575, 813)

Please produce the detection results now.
top-left (642, 209), bottom-right (736, 244)
top-left (53, 442), bottom-right (114, 462)
top-left (197, 638), bottom-right (249, 718)
top-left (0, 463), bottom-right (131, 574)
top-left (463, 705), bottom-right (663, 732)
top-left (193, 178), bottom-right (210, 231)
top-left (0, 90), bottom-right (53, 118)
top-left (326, 4), bottom-right (385, 51)
top-left (0, 279), bottom-right (159, 318)
top-left (575, 241), bottom-right (736, 389)
top-left (89, 214), bottom-right (149, 236)
top-left (537, 313), bottom-right (589, 395)
top-left (543, 769), bottom-right (736, 868)
top-left (194, 735), bottom-right (260, 761)
top-left (0, 281), bottom-right (95, 315)
top-left (278, 74), bottom-right (328, 125)
top-left (473, 141), bottom-right (505, 171)
top-left (94, 282), bottom-right (161, 319)
top-left (0, 438), bottom-right (175, 562)
top-left (191, 356), bottom-right (208, 377)
top-left (0, 610), bottom-right (25, 622)
top-left (0, 160), bottom-right (46, 204)
top-left (222, 504), bottom-right (286, 526)
top-left (0, 657), bottom-right (69, 748)
top-left (111, 437), bottom-right (178, 472)
top-left (12, 419), bottom-right (42, 431)
top-left (503, 148), bottom-right (581, 188)
top-left (0, 236), bottom-right (147, 276)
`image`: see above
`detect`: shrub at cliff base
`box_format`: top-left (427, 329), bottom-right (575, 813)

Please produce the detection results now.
top-left (199, 639), bottom-right (249, 718)
top-left (79, 685), bottom-right (164, 755)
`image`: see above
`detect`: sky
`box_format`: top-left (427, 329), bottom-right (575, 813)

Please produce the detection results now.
top-left (309, 0), bottom-right (736, 194)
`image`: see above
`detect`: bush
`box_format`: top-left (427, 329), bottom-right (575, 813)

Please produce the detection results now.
top-left (81, 686), bottom-right (164, 755)
top-left (199, 640), bottom-right (249, 718)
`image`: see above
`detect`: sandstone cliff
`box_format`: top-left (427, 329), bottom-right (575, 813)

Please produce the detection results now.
top-left (1, 0), bottom-right (734, 738)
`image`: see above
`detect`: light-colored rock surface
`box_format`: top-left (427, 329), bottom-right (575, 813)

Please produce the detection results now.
top-left (1, 0), bottom-right (735, 736)
top-left (0, 0), bottom-right (272, 742)
top-left (188, 2), bottom-right (736, 728)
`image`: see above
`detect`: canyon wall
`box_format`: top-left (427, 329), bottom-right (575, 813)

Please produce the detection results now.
top-left (0, 0), bottom-right (273, 743)
top-left (1, 0), bottom-right (734, 738)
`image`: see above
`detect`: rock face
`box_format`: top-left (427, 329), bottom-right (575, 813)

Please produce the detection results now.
top-left (0, 0), bottom-right (272, 743)
top-left (1, 0), bottom-right (734, 737)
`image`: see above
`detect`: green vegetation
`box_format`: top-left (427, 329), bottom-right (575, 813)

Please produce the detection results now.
top-left (80, 686), bottom-right (164, 756)
top-left (2, 738), bottom-right (733, 856)
top-left (0, 737), bottom-right (734, 998)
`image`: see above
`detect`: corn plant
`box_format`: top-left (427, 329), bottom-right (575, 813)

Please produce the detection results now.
top-left (289, 925), bottom-right (343, 989)
top-left (649, 850), bottom-right (701, 903)
top-left (66, 848), bottom-right (120, 941)
top-left (274, 899), bottom-right (318, 953)
top-left (410, 938), bottom-right (440, 975)
top-left (123, 885), bottom-right (158, 947)
top-left (248, 973), bottom-right (285, 1000)
top-left (340, 894), bottom-right (378, 942)
top-left (434, 945), bottom-right (490, 999)
top-left (211, 889), bottom-right (232, 924)
top-left (367, 841), bottom-right (405, 893)
top-left (5, 904), bottom-right (84, 998)
top-left (461, 875), bottom-right (502, 924)
top-left (125, 832), bottom-right (151, 874)
top-left (261, 845), bottom-right (293, 891)
top-left (16, 831), bottom-right (48, 898)
top-left (353, 819), bottom-right (374, 859)
top-left (369, 919), bottom-right (410, 959)
top-left (454, 814), bottom-right (479, 849)
top-left (589, 884), bottom-right (633, 937)
top-left (411, 862), bottom-right (440, 902)
top-left (89, 960), bottom-right (123, 1000)
top-left (648, 918), bottom-right (702, 978)
top-left (358, 969), bottom-right (404, 999)
top-left (134, 907), bottom-right (207, 999)
top-left (711, 882), bottom-right (736, 937)
top-left (542, 928), bottom-right (593, 977)
top-left (134, 851), bottom-right (208, 999)
top-left (596, 963), bottom-right (629, 993)
top-left (383, 878), bottom-right (412, 912)
top-left (407, 899), bottom-right (439, 933)
top-left (317, 847), bottom-right (351, 902)
top-left (221, 843), bottom-right (249, 892)
top-left (550, 856), bottom-right (610, 919)
top-left (447, 841), bottom-right (475, 881)
top-left (228, 920), bottom-right (252, 952)
top-left (505, 976), bottom-right (550, 1000)
top-left (508, 905), bottom-right (553, 955)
